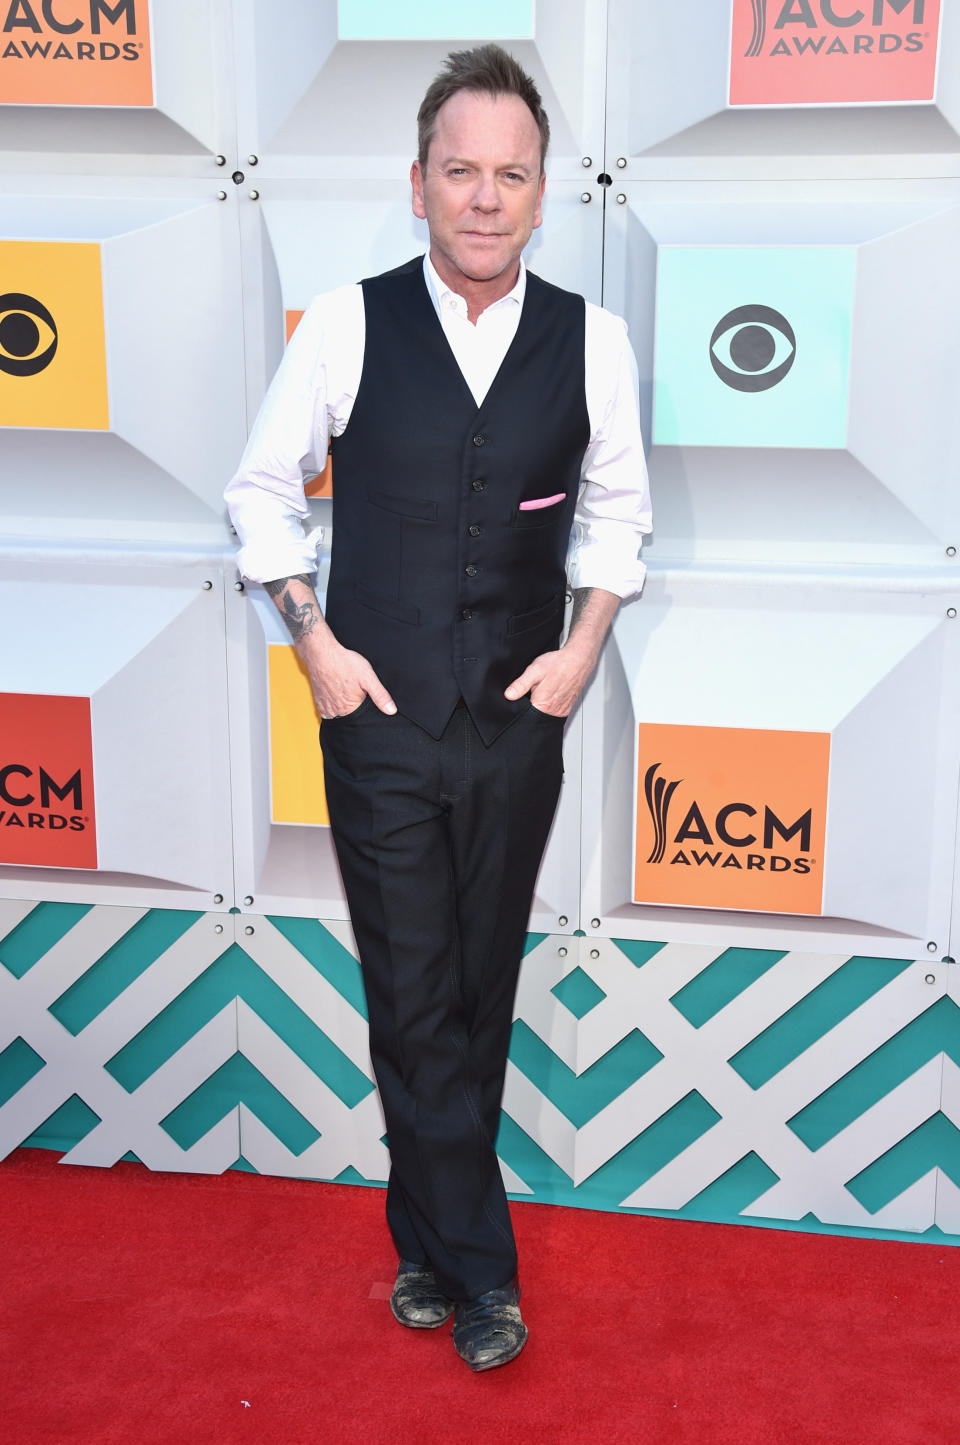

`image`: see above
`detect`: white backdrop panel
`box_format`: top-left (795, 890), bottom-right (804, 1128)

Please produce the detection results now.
top-left (1, 185), bottom-right (247, 545)
top-left (0, 0), bottom-right (236, 170)
top-left (580, 565), bottom-right (960, 957)
top-left (606, 0), bottom-right (960, 179)
top-left (602, 180), bottom-right (960, 568)
top-left (233, 0), bottom-right (607, 181)
top-left (0, 546), bottom-right (234, 908)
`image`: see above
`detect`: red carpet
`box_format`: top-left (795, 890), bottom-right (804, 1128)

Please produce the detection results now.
top-left (2, 1149), bottom-right (959, 1445)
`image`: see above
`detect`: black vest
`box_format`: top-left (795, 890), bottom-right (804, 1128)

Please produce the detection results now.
top-left (326, 257), bottom-right (590, 744)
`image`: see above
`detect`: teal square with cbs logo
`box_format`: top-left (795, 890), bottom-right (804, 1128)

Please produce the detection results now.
top-left (653, 246), bottom-right (855, 449)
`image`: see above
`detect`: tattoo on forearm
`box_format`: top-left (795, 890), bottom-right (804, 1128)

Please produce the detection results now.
top-left (569, 588), bottom-right (593, 631)
top-left (263, 575), bottom-right (320, 643)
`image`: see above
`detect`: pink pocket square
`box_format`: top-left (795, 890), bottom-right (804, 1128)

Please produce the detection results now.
top-left (519, 493), bottom-right (566, 511)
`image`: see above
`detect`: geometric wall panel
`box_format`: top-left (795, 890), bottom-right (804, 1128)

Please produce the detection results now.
top-left (0, 904), bottom-right (388, 1181)
top-left (1, 191), bottom-right (245, 546)
top-left (603, 183), bottom-right (960, 567)
top-left (0, 902), bottom-right (241, 1174)
top-left (235, 0), bottom-right (607, 178)
top-left (5, 903), bottom-right (959, 1242)
top-left (606, 0), bottom-right (960, 169)
top-left (0, 0), bottom-right (232, 163)
top-left (0, 551), bottom-right (233, 908)
top-left (581, 568), bottom-right (960, 955)
top-left (503, 937), bottom-right (960, 1237)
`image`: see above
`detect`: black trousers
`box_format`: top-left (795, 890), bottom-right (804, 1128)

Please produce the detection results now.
top-left (319, 697), bottom-right (565, 1301)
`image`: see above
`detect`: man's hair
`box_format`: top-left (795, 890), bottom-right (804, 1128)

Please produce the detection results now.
top-left (417, 44), bottom-right (550, 172)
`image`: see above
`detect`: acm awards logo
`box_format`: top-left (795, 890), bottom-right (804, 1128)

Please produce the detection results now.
top-left (643, 762), bottom-right (813, 876)
top-left (0, 694), bottom-right (97, 869)
top-left (1, 0), bottom-right (141, 57)
top-left (634, 724), bottom-right (829, 916)
top-left (0, 761), bottom-right (87, 831)
top-left (744, 0), bottom-right (929, 58)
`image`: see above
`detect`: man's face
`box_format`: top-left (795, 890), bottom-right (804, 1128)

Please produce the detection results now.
top-left (410, 89), bottom-right (545, 299)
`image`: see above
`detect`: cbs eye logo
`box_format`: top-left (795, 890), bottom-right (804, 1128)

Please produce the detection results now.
top-left (709, 304), bottom-right (796, 393)
top-left (0, 293), bottom-right (59, 377)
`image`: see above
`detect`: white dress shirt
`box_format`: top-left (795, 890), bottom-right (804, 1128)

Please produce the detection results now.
top-left (225, 255), bottom-right (652, 599)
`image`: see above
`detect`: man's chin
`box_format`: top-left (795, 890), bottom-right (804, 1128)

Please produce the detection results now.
top-left (452, 251), bottom-right (516, 284)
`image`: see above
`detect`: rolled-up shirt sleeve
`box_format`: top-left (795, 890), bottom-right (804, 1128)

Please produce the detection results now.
top-left (224, 286), bottom-right (361, 583)
top-left (568, 306), bottom-right (652, 600)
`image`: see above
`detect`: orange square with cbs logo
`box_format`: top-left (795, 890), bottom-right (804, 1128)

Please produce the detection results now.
top-left (0, 0), bottom-right (153, 107)
top-left (0, 240), bottom-right (109, 430)
top-left (0, 693), bottom-right (97, 869)
top-left (635, 723), bottom-right (829, 916)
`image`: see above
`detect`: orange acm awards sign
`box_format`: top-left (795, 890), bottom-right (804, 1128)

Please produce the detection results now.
top-left (634, 723), bottom-right (830, 916)
top-left (0, 0), bottom-right (153, 107)
top-left (0, 693), bottom-right (97, 868)
top-left (729, 0), bottom-right (941, 106)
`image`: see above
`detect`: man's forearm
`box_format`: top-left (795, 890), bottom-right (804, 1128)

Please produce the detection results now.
top-left (564, 586), bottom-right (620, 665)
top-left (262, 574), bottom-right (396, 717)
top-left (263, 574), bottom-right (326, 647)
top-left (503, 586), bottom-right (620, 714)
top-left (262, 573), bottom-right (342, 685)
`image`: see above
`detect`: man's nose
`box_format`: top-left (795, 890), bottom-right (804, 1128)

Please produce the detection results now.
top-left (471, 173), bottom-right (501, 209)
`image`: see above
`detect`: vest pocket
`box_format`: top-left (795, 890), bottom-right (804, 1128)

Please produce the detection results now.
top-left (368, 489), bottom-right (438, 522)
top-left (512, 494), bottom-right (567, 528)
top-left (356, 582), bottom-right (420, 625)
top-left (506, 593), bottom-right (564, 637)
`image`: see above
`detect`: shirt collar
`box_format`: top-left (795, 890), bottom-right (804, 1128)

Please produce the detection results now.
top-left (422, 252), bottom-right (526, 321)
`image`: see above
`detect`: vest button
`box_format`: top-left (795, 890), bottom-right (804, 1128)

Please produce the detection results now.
top-left (471, 479), bottom-right (485, 492)
top-left (472, 434), bottom-right (487, 447)
top-left (465, 564), bottom-right (478, 577)
top-left (468, 524), bottom-right (482, 537)
top-left (460, 608), bottom-right (473, 621)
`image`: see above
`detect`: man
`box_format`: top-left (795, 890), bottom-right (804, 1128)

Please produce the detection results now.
top-left (225, 45), bottom-right (651, 1372)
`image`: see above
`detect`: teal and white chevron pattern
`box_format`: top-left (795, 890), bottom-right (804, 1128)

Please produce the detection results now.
top-left (2, 901), bottom-right (959, 1242)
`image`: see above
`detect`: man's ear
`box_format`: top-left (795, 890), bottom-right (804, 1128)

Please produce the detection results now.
top-left (410, 159), bottom-right (427, 220)
top-left (532, 171), bottom-right (546, 231)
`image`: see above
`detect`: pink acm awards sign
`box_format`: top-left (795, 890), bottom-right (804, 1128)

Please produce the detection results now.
top-left (729, 0), bottom-right (941, 106)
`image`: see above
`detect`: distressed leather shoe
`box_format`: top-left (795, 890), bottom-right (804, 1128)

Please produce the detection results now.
top-left (452, 1280), bottom-right (528, 1372)
top-left (389, 1260), bottom-right (453, 1329)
